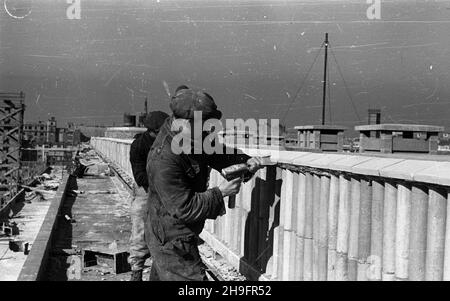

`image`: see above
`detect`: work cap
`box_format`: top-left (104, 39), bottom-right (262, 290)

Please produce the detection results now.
top-left (169, 87), bottom-right (222, 120)
top-left (144, 111), bottom-right (169, 131)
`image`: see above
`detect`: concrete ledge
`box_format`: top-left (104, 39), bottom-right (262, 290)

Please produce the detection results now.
top-left (270, 150), bottom-right (308, 164)
top-left (200, 230), bottom-right (270, 281)
top-left (305, 153), bottom-right (349, 169)
top-left (414, 161), bottom-right (450, 186)
top-left (91, 137), bottom-right (450, 186)
top-left (292, 153), bottom-right (329, 166)
top-left (351, 157), bottom-right (404, 177)
top-left (92, 137), bottom-right (133, 144)
top-left (326, 155), bottom-right (373, 173)
top-left (355, 123), bottom-right (444, 132)
top-left (17, 173), bottom-right (73, 281)
top-left (379, 159), bottom-right (434, 181)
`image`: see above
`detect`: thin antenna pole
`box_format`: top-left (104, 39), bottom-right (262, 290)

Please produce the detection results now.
top-left (322, 32), bottom-right (329, 125)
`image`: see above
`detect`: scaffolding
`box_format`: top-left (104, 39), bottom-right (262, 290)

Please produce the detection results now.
top-left (0, 92), bottom-right (25, 208)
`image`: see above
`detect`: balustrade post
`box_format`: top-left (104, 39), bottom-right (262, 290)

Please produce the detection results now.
top-left (383, 181), bottom-right (397, 281)
top-left (327, 174), bottom-right (339, 281)
top-left (336, 174), bottom-right (350, 281)
top-left (369, 180), bottom-right (384, 281)
top-left (409, 185), bottom-right (428, 281)
top-left (318, 175), bottom-right (330, 281)
top-left (312, 174), bottom-right (321, 280)
top-left (357, 178), bottom-right (372, 281)
top-left (395, 183), bottom-right (411, 280)
top-left (296, 172), bottom-right (306, 280)
top-left (348, 177), bottom-right (361, 281)
top-left (425, 187), bottom-right (447, 281)
top-left (444, 190), bottom-right (450, 280)
top-left (303, 172), bottom-right (314, 280)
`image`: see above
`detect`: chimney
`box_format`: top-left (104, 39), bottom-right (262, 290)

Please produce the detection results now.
top-left (368, 109), bottom-right (381, 125)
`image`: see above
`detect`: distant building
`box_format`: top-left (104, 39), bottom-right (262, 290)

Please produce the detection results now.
top-left (23, 120), bottom-right (47, 145)
top-left (24, 117), bottom-right (80, 147)
top-left (46, 116), bottom-right (57, 144)
top-left (355, 124), bottom-right (444, 154)
top-left (438, 132), bottom-right (450, 152)
top-left (44, 146), bottom-right (77, 166)
top-left (439, 132), bottom-right (450, 145)
top-left (123, 112), bottom-right (146, 127)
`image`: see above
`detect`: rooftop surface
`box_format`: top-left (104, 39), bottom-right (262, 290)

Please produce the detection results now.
top-left (294, 125), bottom-right (347, 130)
top-left (4, 148), bottom-right (243, 281)
top-left (43, 171), bottom-right (139, 281)
top-left (355, 124), bottom-right (445, 132)
top-left (0, 168), bottom-right (62, 281)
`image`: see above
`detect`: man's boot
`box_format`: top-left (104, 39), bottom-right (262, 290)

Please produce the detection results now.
top-left (130, 270), bottom-right (143, 281)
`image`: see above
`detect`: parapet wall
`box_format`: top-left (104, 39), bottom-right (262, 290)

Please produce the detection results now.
top-left (104, 127), bottom-right (146, 140)
top-left (90, 137), bottom-right (450, 281)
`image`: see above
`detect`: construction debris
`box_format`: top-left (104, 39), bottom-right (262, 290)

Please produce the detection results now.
top-left (70, 189), bottom-right (117, 195)
top-left (199, 243), bottom-right (246, 281)
top-left (82, 245), bottom-right (130, 275)
top-left (1, 221), bottom-right (19, 236)
top-left (64, 215), bottom-right (76, 223)
top-left (73, 148), bottom-right (112, 178)
top-left (9, 239), bottom-right (29, 254)
top-left (20, 168), bottom-right (63, 202)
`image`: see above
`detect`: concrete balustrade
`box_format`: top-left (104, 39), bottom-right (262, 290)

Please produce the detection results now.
top-left (90, 137), bottom-right (450, 281)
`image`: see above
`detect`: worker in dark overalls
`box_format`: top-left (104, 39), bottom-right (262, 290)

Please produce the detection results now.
top-left (145, 86), bottom-right (263, 280)
top-left (128, 110), bottom-right (169, 281)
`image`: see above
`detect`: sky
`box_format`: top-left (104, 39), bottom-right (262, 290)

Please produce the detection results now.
top-left (1, 0), bottom-right (450, 133)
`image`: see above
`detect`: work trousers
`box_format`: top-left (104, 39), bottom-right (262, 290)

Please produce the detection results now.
top-left (128, 185), bottom-right (151, 271)
top-left (145, 224), bottom-right (208, 281)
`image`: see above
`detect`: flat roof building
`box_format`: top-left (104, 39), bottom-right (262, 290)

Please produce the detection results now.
top-left (355, 123), bottom-right (444, 154)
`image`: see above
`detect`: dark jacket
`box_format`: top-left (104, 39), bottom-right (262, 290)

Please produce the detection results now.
top-left (130, 131), bottom-right (156, 191)
top-left (146, 117), bottom-right (250, 244)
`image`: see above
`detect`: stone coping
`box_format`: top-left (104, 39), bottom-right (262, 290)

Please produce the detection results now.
top-left (91, 137), bottom-right (450, 186)
top-left (355, 124), bottom-right (444, 132)
top-left (105, 127), bottom-right (146, 132)
top-left (294, 125), bottom-right (347, 131)
top-left (17, 174), bottom-right (72, 281)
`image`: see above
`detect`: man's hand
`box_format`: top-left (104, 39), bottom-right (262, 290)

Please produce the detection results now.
top-left (247, 157), bottom-right (264, 173)
top-left (218, 177), bottom-right (243, 198)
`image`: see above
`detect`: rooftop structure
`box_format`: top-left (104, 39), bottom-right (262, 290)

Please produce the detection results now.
top-left (287, 125), bottom-right (347, 152)
top-left (355, 123), bottom-right (444, 154)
